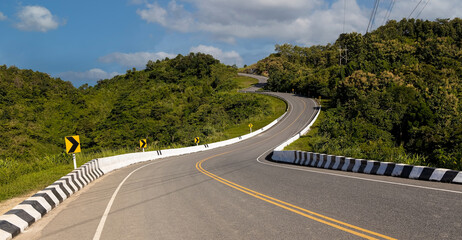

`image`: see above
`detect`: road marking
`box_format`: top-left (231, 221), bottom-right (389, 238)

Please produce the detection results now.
top-left (92, 159), bottom-right (167, 240)
top-left (196, 156), bottom-right (395, 240)
top-left (257, 154), bottom-right (462, 195)
top-left (195, 96), bottom-right (395, 240)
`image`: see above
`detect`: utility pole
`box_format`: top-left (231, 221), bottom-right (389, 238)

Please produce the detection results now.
top-left (339, 47), bottom-right (348, 66)
top-left (338, 46), bottom-right (348, 79)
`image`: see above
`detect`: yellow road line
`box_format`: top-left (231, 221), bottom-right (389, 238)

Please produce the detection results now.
top-left (195, 95), bottom-right (397, 240)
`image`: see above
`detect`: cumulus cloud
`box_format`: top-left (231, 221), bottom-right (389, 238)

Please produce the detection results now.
top-left (0, 12), bottom-right (7, 21)
top-left (137, 1), bottom-right (193, 32)
top-left (15, 5), bottom-right (61, 32)
top-left (136, 0), bottom-right (462, 45)
top-left (190, 45), bottom-right (243, 66)
top-left (99, 51), bottom-right (177, 68)
top-left (57, 69), bottom-right (121, 86)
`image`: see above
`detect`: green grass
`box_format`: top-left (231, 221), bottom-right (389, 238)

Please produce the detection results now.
top-left (284, 99), bottom-right (327, 152)
top-left (219, 95), bottom-right (286, 139)
top-left (0, 164), bottom-right (74, 201)
top-left (0, 93), bottom-right (287, 202)
top-left (284, 111), bottom-right (324, 152)
top-left (233, 76), bottom-right (258, 89)
top-left (0, 148), bottom-right (135, 201)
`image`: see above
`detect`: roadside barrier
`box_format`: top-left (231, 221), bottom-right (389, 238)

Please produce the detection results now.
top-left (272, 151), bottom-right (462, 184)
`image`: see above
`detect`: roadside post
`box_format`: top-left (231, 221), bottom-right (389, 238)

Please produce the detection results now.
top-left (194, 137), bottom-right (200, 146)
top-left (249, 123), bottom-right (253, 133)
top-left (140, 139), bottom-right (147, 152)
top-left (65, 135), bottom-right (81, 169)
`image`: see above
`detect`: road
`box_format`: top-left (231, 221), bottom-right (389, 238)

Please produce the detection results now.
top-left (237, 73), bottom-right (267, 91)
top-left (15, 83), bottom-right (462, 239)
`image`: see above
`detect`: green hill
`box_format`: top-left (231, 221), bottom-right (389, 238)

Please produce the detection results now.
top-left (0, 53), bottom-right (285, 200)
top-left (253, 18), bottom-right (462, 170)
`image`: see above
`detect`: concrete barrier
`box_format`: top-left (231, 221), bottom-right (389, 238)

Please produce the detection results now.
top-left (271, 150), bottom-right (462, 184)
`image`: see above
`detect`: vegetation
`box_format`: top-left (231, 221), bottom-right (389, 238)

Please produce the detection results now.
top-left (254, 18), bottom-right (462, 170)
top-left (0, 53), bottom-right (286, 201)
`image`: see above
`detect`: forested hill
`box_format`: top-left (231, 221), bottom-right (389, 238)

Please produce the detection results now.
top-left (247, 18), bottom-right (462, 170)
top-left (0, 53), bottom-right (273, 163)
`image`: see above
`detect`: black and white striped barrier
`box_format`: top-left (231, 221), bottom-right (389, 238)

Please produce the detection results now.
top-left (271, 151), bottom-right (462, 184)
top-left (0, 159), bottom-right (103, 240)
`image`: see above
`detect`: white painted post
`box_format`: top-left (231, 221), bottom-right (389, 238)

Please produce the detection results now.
top-left (73, 153), bottom-right (77, 169)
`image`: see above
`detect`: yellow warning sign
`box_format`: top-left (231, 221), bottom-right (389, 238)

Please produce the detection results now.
top-left (140, 139), bottom-right (147, 148)
top-left (65, 135), bottom-right (81, 154)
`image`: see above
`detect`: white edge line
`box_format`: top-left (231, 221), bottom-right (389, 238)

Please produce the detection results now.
top-left (92, 158), bottom-right (166, 240)
top-left (256, 149), bottom-right (462, 195)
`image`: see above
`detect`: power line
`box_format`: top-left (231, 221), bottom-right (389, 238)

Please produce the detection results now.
top-left (370, 0), bottom-right (381, 28)
top-left (339, 0), bottom-right (348, 68)
top-left (366, 0), bottom-right (380, 33)
top-left (343, 0), bottom-right (346, 33)
top-left (382, 0), bottom-right (395, 25)
top-left (409, 0), bottom-right (424, 19)
top-left (416, 0), bottom-right (431, 19)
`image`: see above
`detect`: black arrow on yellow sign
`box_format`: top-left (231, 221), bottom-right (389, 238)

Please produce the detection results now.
top-left (65, 135), bottom-right (81, 154)
top-left (140, 139), bottom-right (147, 148)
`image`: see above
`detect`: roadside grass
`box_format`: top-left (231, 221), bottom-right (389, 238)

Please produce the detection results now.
top-left (0, 148), bottom-right (135, 201)
top-left (0, 91), bottom-right (286, 203)
top-left (233, 76), bottom-right (258, 89)
top-left (0, 164), bottom-right (73, 201)
top-left (217, 95), bottom-right (286, 140)
top-left (284, 111), bottom-right (324, 152)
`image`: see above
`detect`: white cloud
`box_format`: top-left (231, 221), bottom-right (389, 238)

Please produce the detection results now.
top-left (137, 1), bottom-right (193, 32)
top-left (57, 69), bottom-right (121, 85)
top-left (136, 0), bottom-right (462, 45)
top-left (0, 12), bottom-right (7, 21)
top-left (99, 51), bottom-right (177, 68)
top-left (190, 45), bottom-right (243, 66)
top-left (15, 6), bottom-right (61, 32)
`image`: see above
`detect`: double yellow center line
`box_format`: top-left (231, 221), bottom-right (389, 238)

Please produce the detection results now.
top-left (195, 96), bottom-right (396, 240)
top-left (196, 156), bottom-right (395, 240)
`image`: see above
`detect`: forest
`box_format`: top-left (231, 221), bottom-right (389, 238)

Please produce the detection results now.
top-left (0, 53), bottom-right (282, 194)
top-left (245, 18), bottom-right (462, 170)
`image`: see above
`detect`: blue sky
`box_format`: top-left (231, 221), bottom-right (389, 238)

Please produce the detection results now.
top-left (0, 0), bottom-right (460, 86)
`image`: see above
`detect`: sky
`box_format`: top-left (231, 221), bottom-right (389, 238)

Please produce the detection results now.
top-left (0, 0), bottom-right (461, 87)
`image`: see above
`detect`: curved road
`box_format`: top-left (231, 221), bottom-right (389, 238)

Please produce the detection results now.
top-left (16, 80), bottom-right (462, 239)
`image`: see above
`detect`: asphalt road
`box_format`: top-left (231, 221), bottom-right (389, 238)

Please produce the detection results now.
top-left (15, 88), bottom-right (462, 239)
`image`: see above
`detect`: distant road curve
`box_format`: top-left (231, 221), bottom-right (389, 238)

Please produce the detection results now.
top-left (237, 73), bottom-right (267, 91)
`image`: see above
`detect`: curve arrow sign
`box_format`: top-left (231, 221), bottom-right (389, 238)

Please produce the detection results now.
top-left (65, 135), bottom-right (81, 154)
top-left (140, 139), bottom-right (147, 148)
